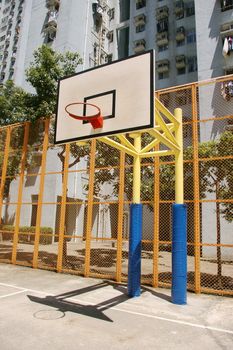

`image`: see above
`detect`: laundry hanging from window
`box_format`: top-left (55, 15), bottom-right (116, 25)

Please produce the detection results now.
top-left (221, 81), bottom-right (233, 101)
top-left (222, 37), bottom-right (233, 57)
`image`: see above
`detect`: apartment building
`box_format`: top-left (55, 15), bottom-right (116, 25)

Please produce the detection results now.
top-left (0, 0), bottom-right (233, 90)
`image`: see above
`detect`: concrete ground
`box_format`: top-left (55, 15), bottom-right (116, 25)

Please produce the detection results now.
top-left (0, 264), bottom-right (233, 350)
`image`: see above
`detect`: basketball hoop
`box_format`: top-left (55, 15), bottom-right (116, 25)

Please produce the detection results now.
top-left (65, 102), bottom-right (103, 129)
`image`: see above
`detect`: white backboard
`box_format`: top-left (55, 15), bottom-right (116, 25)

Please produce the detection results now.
top-left (54, 50), bottom-right (154, 144)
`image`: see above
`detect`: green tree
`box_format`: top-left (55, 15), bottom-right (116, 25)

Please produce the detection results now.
top-left (0, 80), bottom-right (32, 126)
top-left (25, 45), bottom-right (83, 119)
top-left (25, 45), bottom-right (87, 261)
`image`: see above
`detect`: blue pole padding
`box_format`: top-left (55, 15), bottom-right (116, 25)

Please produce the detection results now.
top-left (172, 203), bottom-right (187, 305)
top-left (127, 203), bottom-right (143, 297)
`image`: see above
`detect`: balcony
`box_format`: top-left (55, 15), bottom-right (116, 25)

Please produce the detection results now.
top-left (176, 55), bottom-right (186, 68)
top-left (46, 0), bottom-right (60, 10)
top-left (220, 22), bottom-right (233, 36)
top-left (175, 0), bottom-right (184, 18)
top-left (156, 6), bottom-right (169, 20)
top-left (221, 0), bottom-right (233, 12)
top-left (136, 0), bottom-right (146, 10)
top-left (157, 60), bottom-right (169, 73)
top-left (157, 32), bottom-right (169, 46)
top-left (134, 39), bottom-right (146, 53)
top-left (134, 14), bottom-right (146, 26)
top-left (176, 26), bottom-right (185, 41)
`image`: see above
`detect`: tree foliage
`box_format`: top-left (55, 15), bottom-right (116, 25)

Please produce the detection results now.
top-left (25, 45), bottom-right (83, 119)
top-left (0, 80), bottom-right (32, 126)
top-left (0, 45), bottom-right (83, 200)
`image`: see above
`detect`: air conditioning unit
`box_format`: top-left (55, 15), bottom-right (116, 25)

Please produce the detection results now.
top-left (174, 0), bottom-right (184, 14)
top-left (176, 26), bottom-right (185, 41)
top-left (46, 0), bottom-right (60, 9)
top-left (176, 55), bottom-right (186, 68)
top-left (156, 6), bottom-right (169, 20)
top-left (134, 39), bottom-right (146, 53)
top-left (157, 32), bottom-right (169, 46)
top-left (134, 14), bottom-right (146, 25)
top-left (157, 60), bottom-right (169, 73)
top-left (220, 22), bottom-right (233, 36)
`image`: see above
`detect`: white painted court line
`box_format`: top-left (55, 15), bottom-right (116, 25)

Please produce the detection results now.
top-left (0, 282), bottom-right (27, 290)
top-left (0, 282), bottom-right (232, 335)
top-left (111, 308), bottom-right (233, 335)
top-left (0, 289), bottom-right (28, 299)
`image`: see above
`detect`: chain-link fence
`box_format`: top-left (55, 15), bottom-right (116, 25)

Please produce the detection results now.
top-left (0, 76), bottom-right (232, 296)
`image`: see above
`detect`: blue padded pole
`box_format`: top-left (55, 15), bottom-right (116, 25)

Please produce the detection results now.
top-left (127, 203), bottom-right (142, 297)
top-left (172, 203), bottom-right (187, 305)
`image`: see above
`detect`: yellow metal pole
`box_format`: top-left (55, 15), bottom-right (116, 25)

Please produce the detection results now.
top-left (153, 145), bottom-right (160, 287)
top-left (57, 143), bottom-right (70, 272)
top-left (0, 127), bottom-right (11, 225)
top-left (130, 133), bottom-right (141, 203)
top-left (192, 84), bottom-right (201, 293)
top-left (127, 133), bottom-right (142, 297)
top-left (33, 119), bottom-right (50, 268)
top-left (174, 108), bottom-right (184, 204)
top-left (116, 151), bottom-right (125, 282)
top-left (84, 139), bottom-right (96, 277)
top-left (12, 123), bottom-right (30, 264)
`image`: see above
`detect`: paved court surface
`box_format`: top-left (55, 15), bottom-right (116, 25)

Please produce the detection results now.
top-left (0, 264), bottom-right (233, 350)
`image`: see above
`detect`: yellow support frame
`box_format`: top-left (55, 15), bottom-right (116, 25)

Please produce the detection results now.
top-left (99, 98), bottom-right (183, 196)
top-left (99, 98), bottom-right (184, 296)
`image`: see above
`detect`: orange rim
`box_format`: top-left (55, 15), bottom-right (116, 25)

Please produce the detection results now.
top-left (65, 102), bottom-right (101, 121)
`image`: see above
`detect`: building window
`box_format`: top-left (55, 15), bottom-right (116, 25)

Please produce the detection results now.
top-left (136, 24), bottom-right (145, 33)
top-left (106, 54), bottom-right (112, 63)
top-left (158, 44), bottom-right (168, 52)
top-left (186, 1), bottom-right (195, 17)
top-left (221, 0), bottom-right (233, 12)
top-left (158, 71), bottom-right (169, 80)
top-left (136, 0), bottom-right (146, 10)
top-left (225, 67), bottom-right (233, 75)
top-left (187, 56), bottom-right (197, 73)
top-left (107, 30), bottom-right (113, 42)
top-left (157, 19), bottom-right (168, 33)
top-left (120, 0), bottom-right (130, 22)
top-left (118, 26), bottom-right (129, 58)
top-left (108, 8), bottom-right (115, 20)
top-left (175, 0), bottom-right (184, 20)
top-left (31, 195), bottom-right (38, 227)
top-left (177, 67), bottom-right (186, 75)
top-left (186, 29), bottom-right (196, 44)
top-left (177, 39), bottom-right (185, 47)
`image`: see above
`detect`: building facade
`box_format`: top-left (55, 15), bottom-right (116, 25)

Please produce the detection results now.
top-left (0, 0), bottom-right (233, 89)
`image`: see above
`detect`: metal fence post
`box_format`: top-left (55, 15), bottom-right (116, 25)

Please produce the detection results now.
top-left (32, 119), bottom-right (50, 268)
top-left (12, 123), bottom-right (30, 264)
top-left (57, 143), bottom-right (70, 272)
top-left (0, 127), bottom-right (11, 226)
top-left (116, 151), bottom-right (125, 282)
top-left (84, 139), bottom-right (96, 277)
top-left (191, 84), bottom-right (201, 293)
